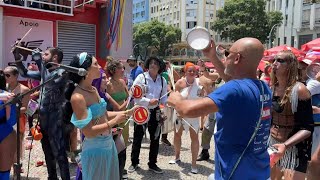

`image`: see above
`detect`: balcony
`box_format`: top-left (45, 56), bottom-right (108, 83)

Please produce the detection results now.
top-left (0, 0), bottom-right (106, 16)
top-left (302, 20), bottom-right (310, 28)
top-left (315, 18), bottom-right (320, 26)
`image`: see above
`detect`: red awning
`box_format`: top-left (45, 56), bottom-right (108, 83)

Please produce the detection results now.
top-left (301, 38), bottom-right (320, 52)
top-left (264, 45), bottom-right (305, 61)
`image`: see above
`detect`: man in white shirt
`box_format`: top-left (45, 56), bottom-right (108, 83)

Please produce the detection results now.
top-left (128, 57), bottom-right (168, 174)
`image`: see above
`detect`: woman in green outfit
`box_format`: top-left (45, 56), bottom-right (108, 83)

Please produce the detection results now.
top-left (106, 60), bottom-right (129, 143)
top-left (106, 60), bottom-right (130, 179)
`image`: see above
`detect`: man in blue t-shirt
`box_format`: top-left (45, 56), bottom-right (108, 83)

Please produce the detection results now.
top-left (127, 55), bottom-right (144, 90)
top-left (168, 38), bottom-right (272, 180)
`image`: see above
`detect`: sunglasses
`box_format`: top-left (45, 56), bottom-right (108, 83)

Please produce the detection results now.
top-left (274, 58), bottom-right (287, 64)
top-left (224, 49), bottom-right (241, 57)
top-left (4, 74), bottom-right (11, 78)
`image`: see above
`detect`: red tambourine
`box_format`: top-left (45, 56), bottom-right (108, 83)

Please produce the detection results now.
top-left (132, 84), bottom-right (144, 99)
top-left (133, 106), bottom-right (150, 125)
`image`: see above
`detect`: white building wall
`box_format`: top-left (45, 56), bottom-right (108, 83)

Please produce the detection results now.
top-left (149, 0), bottom-right (220, 42)
top-left (267, 0), bottom-right (320, 48)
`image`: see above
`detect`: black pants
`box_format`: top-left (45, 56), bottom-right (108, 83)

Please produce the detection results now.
top-left (40, 107), bottom-right (70, 180)
top-left (131, 108), bottom-right (160, 167)
top-left (118, 149), bottom-right (126, 179)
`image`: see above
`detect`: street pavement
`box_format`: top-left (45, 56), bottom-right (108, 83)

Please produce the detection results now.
top-left (13, 124), bottom-right (215, 180)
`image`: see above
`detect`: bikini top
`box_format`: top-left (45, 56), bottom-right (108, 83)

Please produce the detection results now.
top-left (71, 98), bottom-right (107, 129)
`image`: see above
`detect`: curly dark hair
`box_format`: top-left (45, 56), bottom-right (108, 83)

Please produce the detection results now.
top-left (107, 60), bottom-right (122, 76)
top-left (47, 47), bottom-right (63, 63)
top-left (144, 56), bottom-right (165, 74)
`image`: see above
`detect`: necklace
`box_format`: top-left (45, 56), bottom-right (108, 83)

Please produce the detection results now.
top-left (8, 83), bottom-right (19, 93)
top-left (77, 84), bottom-right (95, 93)
top-left (185, 78), bottom-right (194, 86)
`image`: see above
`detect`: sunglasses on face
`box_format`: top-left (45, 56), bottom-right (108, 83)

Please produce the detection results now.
top-left (224, 49), bottom-right (241, 58)
top-left (274, 58), bottom-right (287, 64)
top-left (4, 74), bottom-right (11, 78)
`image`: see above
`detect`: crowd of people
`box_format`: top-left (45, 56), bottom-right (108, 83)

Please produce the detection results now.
top-left (0, 37), bottom-right (319, 180)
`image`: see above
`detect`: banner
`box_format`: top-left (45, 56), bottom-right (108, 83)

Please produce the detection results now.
top-left (3, 16), bottom-right (53, 70)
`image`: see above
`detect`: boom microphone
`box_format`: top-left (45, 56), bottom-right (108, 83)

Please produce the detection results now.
top-left (49, 62), bottom-right (87, 76)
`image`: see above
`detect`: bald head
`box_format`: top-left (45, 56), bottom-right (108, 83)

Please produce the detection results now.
top-left (234, 38), bottom-right (264, 67)
top-left (225, 38), bottom-right (264, 79)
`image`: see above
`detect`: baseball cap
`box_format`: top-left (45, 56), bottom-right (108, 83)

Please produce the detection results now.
top-left (127, 55), bottom-right (137, 62)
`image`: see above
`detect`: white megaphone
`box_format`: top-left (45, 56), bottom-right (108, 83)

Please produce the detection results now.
top-left (306, 63), bottom-right (320, 79)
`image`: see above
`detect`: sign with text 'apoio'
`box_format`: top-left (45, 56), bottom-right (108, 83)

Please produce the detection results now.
top-left (3, 16), bottom-right (53, 70)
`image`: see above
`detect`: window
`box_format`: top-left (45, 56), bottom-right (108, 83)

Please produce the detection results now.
top-left (284, 37), bottom-right (287, 44)
top-left (151, 7), bottom-right (153, 13)
top-left (291, 36), bottom-right (295, 46)
top-left (206, 10), bottom-right (210, 17)
top-left (177, 23), bottom-right (179, 27)
top-left (318, 33), bottom-right (320, 38)
top-left (285, 15), bottom-right (288, 26)
top-left (278, 38), bottom-right (280, 46)
top-left (205, 22), bottom-right (209, 28)
top-left (174, 12), bottom-right (176, 19)
top-left (186, 21), bottom-right (197, 29)
top-left (141, 11), bottom-right (145, 17)
top-left (186, 9), bottom-right (196, 17)
top-left (177, 11), bottom-right (180, 20)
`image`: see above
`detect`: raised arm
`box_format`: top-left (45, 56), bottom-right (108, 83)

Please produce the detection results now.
top-left (202, 40), bottom-right (232, 82)
top-left (13, 49), bottom-right (41, 80)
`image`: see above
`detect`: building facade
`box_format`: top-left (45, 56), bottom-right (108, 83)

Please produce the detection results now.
top-left (266, 0), bottom-right (320, 49)
top-left (145, 0), bottom-right (231, 65)
top-left (149, 0), bottom-right (224, 42)
top-left (133, 0), bottom-right (149, 24)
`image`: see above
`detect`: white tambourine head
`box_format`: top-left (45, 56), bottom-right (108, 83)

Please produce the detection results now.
top-left (306, 63), bottom-right (320, 79)
top-left (186, 27), bottom-right (211, 50)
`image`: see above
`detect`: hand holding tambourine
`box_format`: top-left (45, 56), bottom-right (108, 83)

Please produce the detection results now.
top-left (130, 84), bottom-right (147, 99)
top-left (123, 106), bottom-right (151, 126)
top-left (125, 84), bottom-right (147, 109)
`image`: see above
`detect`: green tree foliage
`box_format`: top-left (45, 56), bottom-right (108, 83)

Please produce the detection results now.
top-left (212, 0), bottom-right (283, 43)
top-left (133, 20), bottom-right (182, 57)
